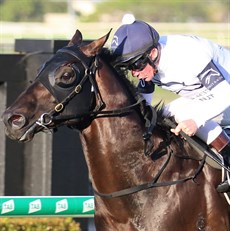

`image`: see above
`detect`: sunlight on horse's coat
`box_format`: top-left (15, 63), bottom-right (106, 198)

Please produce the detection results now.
top-left (1, 30), bottom-right (229, 231)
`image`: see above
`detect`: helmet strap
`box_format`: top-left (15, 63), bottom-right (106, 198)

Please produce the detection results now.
top-left (148, 47), bottom-right (160, 74)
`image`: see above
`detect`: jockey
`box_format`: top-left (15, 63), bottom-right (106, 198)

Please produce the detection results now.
top-left (110, 16), bottom-right (230, 192)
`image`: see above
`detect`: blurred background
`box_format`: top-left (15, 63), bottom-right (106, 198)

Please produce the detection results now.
top-left (0, 0), bottom-right (229, 53)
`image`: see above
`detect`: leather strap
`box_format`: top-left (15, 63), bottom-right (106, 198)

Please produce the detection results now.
top-left (210, 131), bottom-right (230, 152)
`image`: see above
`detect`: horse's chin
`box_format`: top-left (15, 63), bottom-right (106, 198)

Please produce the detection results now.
top-left (4, 130), bottom-right (33, 143)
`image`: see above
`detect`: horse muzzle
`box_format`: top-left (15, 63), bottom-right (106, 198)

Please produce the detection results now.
top-left (1, 110), bottom-right (36, 142)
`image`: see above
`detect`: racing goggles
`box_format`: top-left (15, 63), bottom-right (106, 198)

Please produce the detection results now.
top-left (128, 53), bottom-right (150, 71)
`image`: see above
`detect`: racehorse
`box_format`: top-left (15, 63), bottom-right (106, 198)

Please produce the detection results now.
top-left (1, 30), bottom-right (229, 231)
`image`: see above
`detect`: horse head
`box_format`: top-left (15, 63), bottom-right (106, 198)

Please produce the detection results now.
top-left (1, 30), bottom-right (111, 142)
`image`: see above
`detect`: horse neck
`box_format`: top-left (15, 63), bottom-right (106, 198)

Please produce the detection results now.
top-left (79, 61), bottom-right (205, 212)
top-left (95, 62), bottom-right (132, 108)
top-left (80, 61), bottom-right (155, 193)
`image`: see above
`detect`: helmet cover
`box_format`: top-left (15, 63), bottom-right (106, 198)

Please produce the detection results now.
top-left (111, 20), bottom-right (159, 64)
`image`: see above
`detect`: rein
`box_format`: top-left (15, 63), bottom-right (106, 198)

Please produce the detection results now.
top-left (94, 149), bottom-right (206, 198)
top-left (52, 97), bottom-right (145, 122)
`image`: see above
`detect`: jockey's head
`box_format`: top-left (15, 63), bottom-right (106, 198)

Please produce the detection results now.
top-left (111, 17), bottom-right (159, 71)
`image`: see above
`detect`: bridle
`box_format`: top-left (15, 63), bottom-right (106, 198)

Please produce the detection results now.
top-left (35, 46), bottom-right (146, 131)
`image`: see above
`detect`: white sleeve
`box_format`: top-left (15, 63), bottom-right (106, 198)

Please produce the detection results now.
top-left (164, 80), bottom-right (230, 127)
top-left (187, 80), bottom-right (230, 127)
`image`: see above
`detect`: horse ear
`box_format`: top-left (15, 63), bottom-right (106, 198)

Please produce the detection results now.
top-left (67, 30), bottom-right (83, 47)
top-left (81, 29), bottom-right (112, 56)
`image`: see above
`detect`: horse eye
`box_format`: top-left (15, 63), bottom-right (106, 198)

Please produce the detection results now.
top-left (62, 71), bottom-right (74, 81)
top-left (56, 66), bottom-right (77, 88)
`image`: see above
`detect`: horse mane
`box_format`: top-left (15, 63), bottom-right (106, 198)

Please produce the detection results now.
top-left (99, 48), bottom-right (138, 95)
top-left (99, 48), bottom-right (194, 157)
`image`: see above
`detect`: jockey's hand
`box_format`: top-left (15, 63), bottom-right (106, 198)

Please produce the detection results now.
top-left (171, 119), bottom-right (198, 137)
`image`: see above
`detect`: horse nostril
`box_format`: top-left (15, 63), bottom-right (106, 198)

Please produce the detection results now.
top-left (8, 114), bottom-right (26, 129)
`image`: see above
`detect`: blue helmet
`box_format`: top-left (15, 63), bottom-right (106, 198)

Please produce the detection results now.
top-left (111, 20), bottom-right (159, 65)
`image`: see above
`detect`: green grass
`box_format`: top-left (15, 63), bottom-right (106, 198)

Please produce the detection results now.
top-left (153, 86), bottom-right (179, 105)
top-left (0, 22), bottom-right (229, 53)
